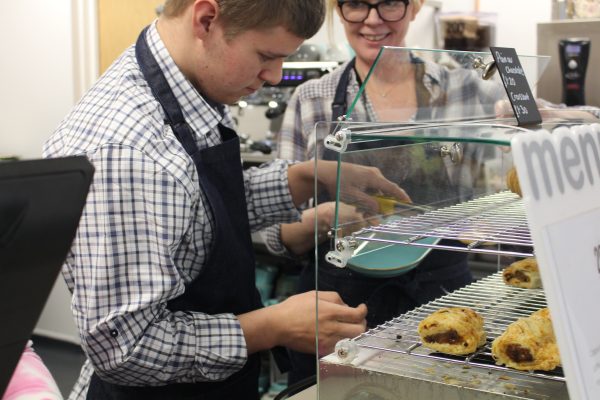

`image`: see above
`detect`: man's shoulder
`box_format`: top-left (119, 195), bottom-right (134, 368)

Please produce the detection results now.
top-left (89, 47), bottom-right (158, 120)
top-left (46, 47), bottom-right (165, 156)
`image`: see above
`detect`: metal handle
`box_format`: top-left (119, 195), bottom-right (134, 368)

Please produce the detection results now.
top-left (472, 57), bottom-right (497, 80)
top-left (439, 143), bottom-right (463, 164)
top-left (335, 338), bottom-right (358, 363)
top-left (325, 237), bottom-right (358, 268)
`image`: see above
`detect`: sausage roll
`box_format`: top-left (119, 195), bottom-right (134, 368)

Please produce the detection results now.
top-left (492, 308), bottom-right (560, 371)
top-left (503, 257), bottom-right (542, 289)
top-left (506, 166), bottom-right (522, 197)
top-left (418, 307), bottom-right (487, 355)
top-left (459, 230), bottom-right (494, 246)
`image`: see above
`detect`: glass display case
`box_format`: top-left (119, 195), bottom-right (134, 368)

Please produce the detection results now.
top-left (312, 47), bottom-right (599, 399)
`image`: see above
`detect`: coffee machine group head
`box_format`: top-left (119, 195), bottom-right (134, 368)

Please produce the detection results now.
top-left (559, 38), bottom-right (590, 106)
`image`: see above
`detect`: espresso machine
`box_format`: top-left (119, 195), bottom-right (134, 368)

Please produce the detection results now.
top-left (559, 38), bottom-right (590, 106)
top-left (233, 44), bottom-right (339, 167)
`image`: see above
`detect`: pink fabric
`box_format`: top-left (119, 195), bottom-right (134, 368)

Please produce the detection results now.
top-left (2, 342), bottom-right (62, 400)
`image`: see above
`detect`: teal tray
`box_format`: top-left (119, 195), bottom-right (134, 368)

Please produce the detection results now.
top-left (347, 235), bottom-right (439, 277)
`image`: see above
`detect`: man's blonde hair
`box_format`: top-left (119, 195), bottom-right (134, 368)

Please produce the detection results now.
top-left (163, 0), bottom-right (325, 39)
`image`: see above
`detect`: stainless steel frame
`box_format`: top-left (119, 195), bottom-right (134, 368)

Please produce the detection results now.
top-left (351, 191), bottom-right (533, 258)
top-left (320, 273), bottom-right (568, 399)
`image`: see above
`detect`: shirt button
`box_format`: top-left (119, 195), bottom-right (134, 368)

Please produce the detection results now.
top-left (110, 329), bottom-right (119, 338)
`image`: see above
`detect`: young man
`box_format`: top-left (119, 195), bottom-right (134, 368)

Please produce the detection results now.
top-left (44, 0), bottom-right (408, 398)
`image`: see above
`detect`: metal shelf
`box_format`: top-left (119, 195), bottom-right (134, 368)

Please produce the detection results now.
top-left (353, 273), bottom-right (562, 383)
top-left (352, 191), bottom-right (533, 258)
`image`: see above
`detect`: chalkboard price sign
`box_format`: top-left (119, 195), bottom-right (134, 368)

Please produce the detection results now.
top-left (490, 46), bottom-right (542, 126)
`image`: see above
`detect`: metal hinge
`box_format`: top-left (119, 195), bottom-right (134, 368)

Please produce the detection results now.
top-left (325, 236), bottom-right (358, 268)
top-left (324, 128), bottom-right (351, 153)
top-left (427, 142), bottom-right (464, 164)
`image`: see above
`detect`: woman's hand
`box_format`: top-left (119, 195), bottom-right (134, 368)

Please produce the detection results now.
top-left (495, 98), bottom-right (599, 121)
top-left (288, 160), bottom-right (410, 212)
top-left (316, 160), bottom-right (411, 213)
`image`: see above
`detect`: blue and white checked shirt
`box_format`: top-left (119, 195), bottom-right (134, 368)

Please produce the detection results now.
top-left (43, 22), bottom-right (300, 399)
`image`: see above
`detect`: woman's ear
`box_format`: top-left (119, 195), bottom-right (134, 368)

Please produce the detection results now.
top-left (192, 0), bottom-right (218, 38)
top-left (409, 0), bottom-right (422, 21)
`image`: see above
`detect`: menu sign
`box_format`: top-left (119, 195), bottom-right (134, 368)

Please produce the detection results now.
top-left (512, 126), bottom-right (600, 400)
top-left (490, 46), bottom-right (542, 126)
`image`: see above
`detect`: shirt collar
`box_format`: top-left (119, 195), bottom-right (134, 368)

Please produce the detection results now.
top-left (145, 21), bottom-right (222, 137)
top-left (421, 60), bottom-right (443, 102)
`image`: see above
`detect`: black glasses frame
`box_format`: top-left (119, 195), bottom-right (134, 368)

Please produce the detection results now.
top-left (337, 0), bottom-right (410, 23)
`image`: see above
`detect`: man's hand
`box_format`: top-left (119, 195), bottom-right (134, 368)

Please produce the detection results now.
top-left (315, 201), bottom-right (373, 241)
top-left (281, 202), bottom-right (370, 255)
top-left (270, 291), bottom-right (367, 356)
top-left (238, 291), bottom-right (367, 356)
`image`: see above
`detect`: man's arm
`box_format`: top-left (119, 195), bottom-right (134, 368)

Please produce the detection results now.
top-left (279, 202), bottom-right (371, 255)
top-left (70, 146), bottom-right (248, 385)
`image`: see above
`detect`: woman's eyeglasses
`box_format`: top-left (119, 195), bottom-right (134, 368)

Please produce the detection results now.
top-left (337, 0), bottom-right (410, 23)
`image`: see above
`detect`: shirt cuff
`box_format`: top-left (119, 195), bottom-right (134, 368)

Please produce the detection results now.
top-left (259, 224), bottom-right (291, 257)
top-left (245, 159), bottom-right (301, 229)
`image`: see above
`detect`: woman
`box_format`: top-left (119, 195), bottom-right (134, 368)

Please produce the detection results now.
top-left (260, 0), bottom-right (494, 384)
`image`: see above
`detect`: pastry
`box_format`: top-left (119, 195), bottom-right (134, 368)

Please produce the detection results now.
top-left (418, 307), bottom-right (487, 355)
top-left (458, 230), bottom-right (494, 246)
top-left (503, 257), bottom-right (542, 289)
top-left (506, 166), bottom-right (522, 197)
top-left (491, 308), bottom-right (560, 371)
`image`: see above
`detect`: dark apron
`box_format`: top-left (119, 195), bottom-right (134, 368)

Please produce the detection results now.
top-left (87, 26), bottom-right (270, 400)
top-left (288, 58), bottom-right (472, 385)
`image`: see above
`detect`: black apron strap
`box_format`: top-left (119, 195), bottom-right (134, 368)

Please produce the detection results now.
top-left (135, 26), bottom-right (199, 156)
top-left (331, 58), bottom-right (356, 121)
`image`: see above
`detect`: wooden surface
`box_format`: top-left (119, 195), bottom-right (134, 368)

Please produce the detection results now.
top-left (97, 0), bottom-right (164, 74)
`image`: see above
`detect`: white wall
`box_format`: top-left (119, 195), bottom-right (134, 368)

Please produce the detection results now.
top-left (0, 0), bottom-right (84, 343)
top-left (0, 0), bottom-right (76, 159)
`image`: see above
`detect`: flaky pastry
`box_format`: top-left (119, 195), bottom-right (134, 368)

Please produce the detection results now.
top-left (418, 307), bottom-right (487, 355)
top-left (506, 166), bottom-right (522, 197)
top-left (491, 308), bottom-right (560, 371)
top-left (503, 257), bottom-right (542, 289)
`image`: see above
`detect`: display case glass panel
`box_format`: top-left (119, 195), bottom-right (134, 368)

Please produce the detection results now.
top-left (311, 47), bottom-right (598, 399)
top-left (344, 46), bottom-right (550, 123)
